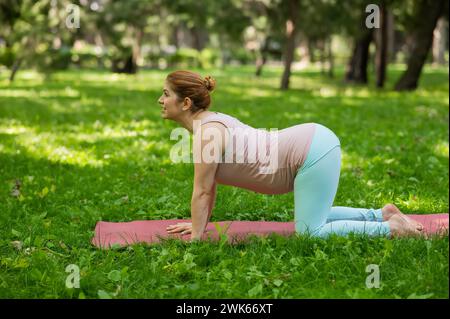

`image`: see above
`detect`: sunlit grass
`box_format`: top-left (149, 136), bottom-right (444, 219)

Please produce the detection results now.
top-left (0, 64), bottom-right (448, 298)
top-left (433, 140), bottom-right (449, 158)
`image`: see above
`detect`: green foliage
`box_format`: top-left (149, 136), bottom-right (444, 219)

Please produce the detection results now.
top-left (230, 47), bottom-right (256, 65)
top-left (0, 46), bottom-right (16, 68)
top-left (198, 48), bottom-right (221, 69)
top-left (166, 0), bottom-right (251, 45)
top-left (167, 48), bottom-right (201, 68)
top-left (48, 47), bottom-right (72, 70)
top-left (167, 48), bottom-right (221, 69)
top-left (70, 45), bottom-right (105, 69)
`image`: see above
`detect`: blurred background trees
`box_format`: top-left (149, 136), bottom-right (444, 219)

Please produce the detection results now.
top-left (0, 0), bottom-right (448, 90)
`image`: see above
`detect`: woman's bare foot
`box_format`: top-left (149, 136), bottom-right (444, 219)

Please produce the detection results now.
top-left (388, 213), bottom-right (423, 237)
top-left (381, 203), bottom-right (424, 231)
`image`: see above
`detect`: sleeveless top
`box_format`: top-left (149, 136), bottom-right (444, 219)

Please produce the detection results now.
top-left (194, 112), bottom-right (317, 194)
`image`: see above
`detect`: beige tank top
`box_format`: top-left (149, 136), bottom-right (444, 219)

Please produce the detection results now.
top-left (196, 112), bottom-right (316, 194)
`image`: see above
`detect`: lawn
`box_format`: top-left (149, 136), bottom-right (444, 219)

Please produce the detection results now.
top-left (0, 64), bottom-right (448, 298)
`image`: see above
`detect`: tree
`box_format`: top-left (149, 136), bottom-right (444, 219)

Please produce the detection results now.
top-left (93, 0), bottom-right (161, 74)
top-left (280, 0), bottom-right (300, 89)
top-left (394, 0), bottom-right (448, 91)
top-left (0, 0), bottom-right (54, 81)
top-left (0, 0), bottom-right (84, 81)
top-left (296, 0), bottom-right (344, 78)
top-left (432, 17), bottom-right (448, 65)
top-left (242, 0), bottom-right (285, 77)
top-left (0, 0), bottom-right (23, 81)
top-left (166, 0), bottom-right (251, 66)
top-left (342, 0), bottom-right (376, 84)
top-left (375, 1), bottom-right (388, 88)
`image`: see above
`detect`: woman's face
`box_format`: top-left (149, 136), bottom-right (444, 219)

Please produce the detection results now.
top-left (158, 81), bottom-right (184, 120)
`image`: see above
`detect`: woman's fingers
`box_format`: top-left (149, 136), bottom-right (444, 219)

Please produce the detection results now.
top-left (166, 223), bottom-right (192, 233)
top-left (167, 223), bottom-right (190, 229)
top-left (167, 227), bottom-right (185, 233)
top-left (166, 223), bottom-right (192, 234)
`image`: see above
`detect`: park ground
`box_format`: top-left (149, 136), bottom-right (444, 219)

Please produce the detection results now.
top-left (0, 65), bottom-right (448, 298)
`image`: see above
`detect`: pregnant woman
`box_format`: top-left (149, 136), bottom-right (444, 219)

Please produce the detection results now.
top-left (159, 70), bottom-right (423, 241)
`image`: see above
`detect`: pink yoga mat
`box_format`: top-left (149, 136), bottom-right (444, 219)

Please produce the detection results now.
top-left (91, 214), bottom-right (449, 249)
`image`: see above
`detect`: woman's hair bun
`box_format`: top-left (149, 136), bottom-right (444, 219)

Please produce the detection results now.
top-left (204, 76), bottom-right (216, 92)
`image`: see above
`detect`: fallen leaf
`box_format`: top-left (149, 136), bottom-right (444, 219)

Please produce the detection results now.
top-left (38, 187), bottom-right (49, 198)
top-left (24, 247), bottom-right (36, 255)
top-left (11, 241), bottom-right (23, 251)
top-left (10, 179), bottom-right (21, 198)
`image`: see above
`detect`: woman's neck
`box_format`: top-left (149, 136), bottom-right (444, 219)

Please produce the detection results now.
top-left (178, 110), bottom-right (215, 133)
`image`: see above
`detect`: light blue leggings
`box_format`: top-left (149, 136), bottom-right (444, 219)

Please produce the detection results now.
top-left (294, 124), bottom-right (391, 238)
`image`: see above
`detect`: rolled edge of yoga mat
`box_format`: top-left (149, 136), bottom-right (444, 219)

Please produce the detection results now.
top-left (91, 214), bottom-right (448, 249)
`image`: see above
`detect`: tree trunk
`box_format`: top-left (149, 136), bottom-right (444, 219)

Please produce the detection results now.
top-left (218, 33), bottom-right (228, 69)
top-left (307, 39), bottom-right (315, 63)
top-left (191, 27), bottom-right (201, 51)
top-left (9, 58), bottom-right (22, 83)
top-left (327, 37), bottom-right (334, 78)
top-left (94, 33), bottom-right (105, 68)
top-left (432, 17), bottom-right (448, 65)
top-left (319, 40), bottom-right (326, 74)
top-left (173, 24), bottom-right (180, 50)
top-left (132, 27), bottom-right (143, 72)
top-left (111, 54), bottom-right (137, 74)
top-left (191, 26), bottom-right (207, 51)
top-left (255, 53), bottom-right (267, 77)
top-left (375, 3), bottom-right (388, 88)
top-left (387, 11), bottom-right (396, 62)
top-left (255, 36), bottom-right (270, 77)
top-left (345, 29), bottom-right (373, 84)
top-left (394, 0), bottom-right (446, 91)
top-left (280, 0), bottom-right (300, 90)
top-left (124, 55), bottom-right (137, 74)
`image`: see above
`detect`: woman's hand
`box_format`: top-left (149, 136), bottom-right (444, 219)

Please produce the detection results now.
top-left (166, 222), bottom-right (192, 235)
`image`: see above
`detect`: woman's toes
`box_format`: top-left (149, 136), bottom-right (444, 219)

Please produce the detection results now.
top-left (389, 214), bottom-right (423, 237)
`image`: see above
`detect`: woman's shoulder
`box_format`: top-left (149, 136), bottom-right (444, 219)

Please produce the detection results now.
top-left (194, 117), bottom-right (228, 158)
top-left (194, 112), bottom-right (226, 133)
top-left (201, 111), bottom-right (249, 127)
top-left (200, 111), bottom-right (230, 126)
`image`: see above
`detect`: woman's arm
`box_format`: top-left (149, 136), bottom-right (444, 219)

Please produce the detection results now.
top-left (166, 182), bottom-right (216, 236)
top-left (190, 122), bottom-right (224, 240)
top-left (190, 189), bottom-right (214, 240)
top-left (167, 121), bottom-right (224, 237)
top-left (207, 182), bottom-right (217, 222)
top-left (191, 163), bottom-right (219, 240)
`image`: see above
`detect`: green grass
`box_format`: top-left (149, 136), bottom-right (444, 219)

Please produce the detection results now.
top-left (0, 64), bottom-right (448, 298)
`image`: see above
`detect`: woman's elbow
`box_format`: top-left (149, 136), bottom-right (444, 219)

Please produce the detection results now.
top-left (192, 189), bottom-right (213, 199)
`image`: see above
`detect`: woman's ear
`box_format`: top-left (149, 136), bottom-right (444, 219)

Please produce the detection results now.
top-left (182, 97), bottom-right (193, 112)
